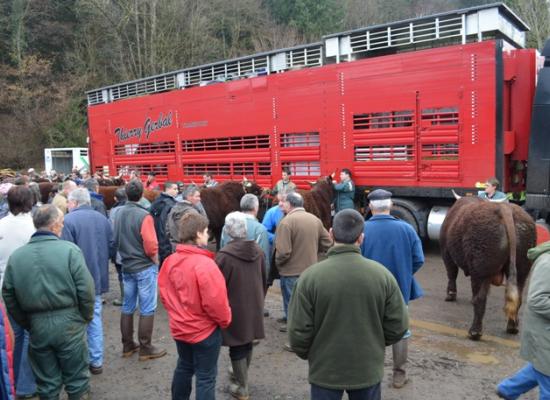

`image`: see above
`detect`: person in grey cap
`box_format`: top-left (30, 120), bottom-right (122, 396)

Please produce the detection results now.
top-left (360, 189), bottom-right (424, 389)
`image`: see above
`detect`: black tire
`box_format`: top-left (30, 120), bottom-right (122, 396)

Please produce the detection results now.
top-left (391, 204), bottom-right (419, 233)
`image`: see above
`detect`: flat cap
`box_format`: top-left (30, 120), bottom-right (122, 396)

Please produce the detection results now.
top-left (367, 189), bottom-right (392, 201)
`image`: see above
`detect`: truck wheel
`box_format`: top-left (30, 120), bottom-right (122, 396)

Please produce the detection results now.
top-left (391, 204), bottom-right (419, 233)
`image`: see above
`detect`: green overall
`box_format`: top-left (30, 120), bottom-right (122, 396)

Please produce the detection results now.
top-left (3, 234), bottom-right (95, 399)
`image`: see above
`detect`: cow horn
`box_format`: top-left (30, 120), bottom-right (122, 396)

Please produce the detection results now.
top-left (451, 189), bottom-right (462, 200)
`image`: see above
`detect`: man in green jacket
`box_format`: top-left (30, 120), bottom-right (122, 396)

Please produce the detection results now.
top-left (332, 168), bottom-right (355, 212)
top-left (496, 241), bottom-right (550, 399)
top-left (2, 205), bottom-right (95, 400)
top-left (288, 209), bottom-right (408, 400)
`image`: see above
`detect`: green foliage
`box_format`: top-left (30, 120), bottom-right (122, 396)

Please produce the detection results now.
top-left (45, 99), bottom-right (87, 148)
top-left (265, 0), bottom-right (344, 40)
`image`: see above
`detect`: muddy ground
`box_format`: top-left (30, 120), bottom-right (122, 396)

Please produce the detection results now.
top-left (82, 242), bottom-right (536, 400)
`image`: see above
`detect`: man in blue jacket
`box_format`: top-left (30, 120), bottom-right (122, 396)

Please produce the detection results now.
top-left (62, 188), bottom-right (114, 375)
top-left (83, 179), bottom-right (107, 217)
top-left (360, 189), bottom-right (424, 389)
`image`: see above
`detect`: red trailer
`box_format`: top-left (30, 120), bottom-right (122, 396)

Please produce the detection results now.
top-left (86, 3), bottom-right (550, 239)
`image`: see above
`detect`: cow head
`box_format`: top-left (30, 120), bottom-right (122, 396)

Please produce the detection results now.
top-left (309, 176), bottom-right (334, 202)
top-left (242, 179), bottom-right (263, 197)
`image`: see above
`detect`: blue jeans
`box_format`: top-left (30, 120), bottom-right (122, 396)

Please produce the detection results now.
top-left (497, 363), bottom-right (550, 399)
top-left (172, 328), bottom-right (222, 400)
top-left (311, 383), bottom-right (381, 400)
top-left (8, 315), bottom-right (36, 396)
top-left (122, 265), bottom-right (158, 316)
top-left (280, 275), bottom-right (299, 319)
top-left (87, 295), bottom-right (103, 368)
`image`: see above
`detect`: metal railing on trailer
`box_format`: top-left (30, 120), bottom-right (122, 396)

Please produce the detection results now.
top-left (86, 2), bottom-right (528, 106)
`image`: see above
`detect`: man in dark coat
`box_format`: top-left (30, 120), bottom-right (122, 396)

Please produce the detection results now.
top-left (150, 181), bottom-right (178, 267)
top-left (360, 189), bottom-right (424, 389)
top-left (62, 188), bottom-right (114, 375)
top-left (216, 212), bottom-right (266, 400)
top-left (83, 179), bottom-right (107, 217)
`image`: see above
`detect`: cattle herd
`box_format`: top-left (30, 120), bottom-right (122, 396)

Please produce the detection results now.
top-left (0, 169), bottom-right (541, 342)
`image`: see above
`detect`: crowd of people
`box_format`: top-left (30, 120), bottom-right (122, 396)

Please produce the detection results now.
top-left (0, 166), bottom-right (547, 400)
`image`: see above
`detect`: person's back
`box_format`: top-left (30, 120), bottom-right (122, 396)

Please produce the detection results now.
top-left (84, 179), bottom-right (107, 216)
top-left (220, 194), bottom-right (271, 272)
top-left (288, 209), bottom-right (408, 399)
top-left (290, 246), bottom-right (407, 388)
top-left (362, 215), bottom-right (423, 303)
top-left (114, 202), bottom-right (153, 273)
top-left (61, 189), bottom-right (113, 374)
top-left (5, 234), bottom-right (94, 317)
top-left (276, 208), bottom-right (331, 275)
top-left (262, 203), bottom-right (284, 245)
top-left (496, 241), bottom-right (550, 398)
top-left (0, 212), bottom-right (34, 285)
top-left (216, 238), bottom-right (266, 347)
top-left (360, 190), bottom-right (424, 390)
top-left (150, 189), bottom-right (177, 265)
top-left (521, 246), bottom-right (550, 374)
top-left (3, 205), bottom-right (95, 399)
top-left (63, 204), bottom-right (113, 295)
top-left (113, 180), bottom-right (164, 362)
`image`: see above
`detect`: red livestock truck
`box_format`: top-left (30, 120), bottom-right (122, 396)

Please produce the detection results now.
top-left (85, 3), bottom-right (550, 239)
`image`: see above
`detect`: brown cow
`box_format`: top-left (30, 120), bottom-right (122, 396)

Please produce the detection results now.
top-left (97, 177), bottom-right (126, 186)
top-left (440, 196), bottom-right (536, 340)
top-left (200, 180), bottom-right (263, 248)
top-left (98, 186), bottom-right (160, 210)
top-left (38, 182), bottom-right (58, 205)
top-left (297, 176), bottom-right (334, 230)
top-left (143, 189), bottom-right (160, 203)
top-left (97, 186), bottom-right (120, 210)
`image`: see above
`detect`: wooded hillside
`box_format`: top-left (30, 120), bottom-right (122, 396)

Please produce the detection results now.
top-left (1, 0), bottom-right (548, 169)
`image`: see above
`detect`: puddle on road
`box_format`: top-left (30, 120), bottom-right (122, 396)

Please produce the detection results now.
top-left (414, 332), bottom-right (501, 366)
top-left (465, 352), bottom-right (499, 365)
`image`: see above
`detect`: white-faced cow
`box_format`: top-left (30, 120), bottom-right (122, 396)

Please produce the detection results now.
top-left (440, 195), bottom-right (536, 340)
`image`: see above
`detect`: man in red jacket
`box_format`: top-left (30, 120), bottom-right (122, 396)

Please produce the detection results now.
top-left (159, 213), bottom-right (231, 400)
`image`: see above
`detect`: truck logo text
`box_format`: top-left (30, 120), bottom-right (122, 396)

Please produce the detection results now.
top-left (114, 111), bottom-right (173, 141)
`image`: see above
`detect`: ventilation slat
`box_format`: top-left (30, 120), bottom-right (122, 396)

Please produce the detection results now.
top-left (280, 132), bottom-right (320, 147)
top-left (354, 145), bottom-right (414, 162)
top-left (353, 110), bottom-right (414, 130)
top-left (282, 161), bottom-right (321, 176)
top-left (182, 135), bottom-right (270, 152)
top-left (116, 164), bottom-right (168, 176)
top-left (114, 141), bottom-right (176, 155)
